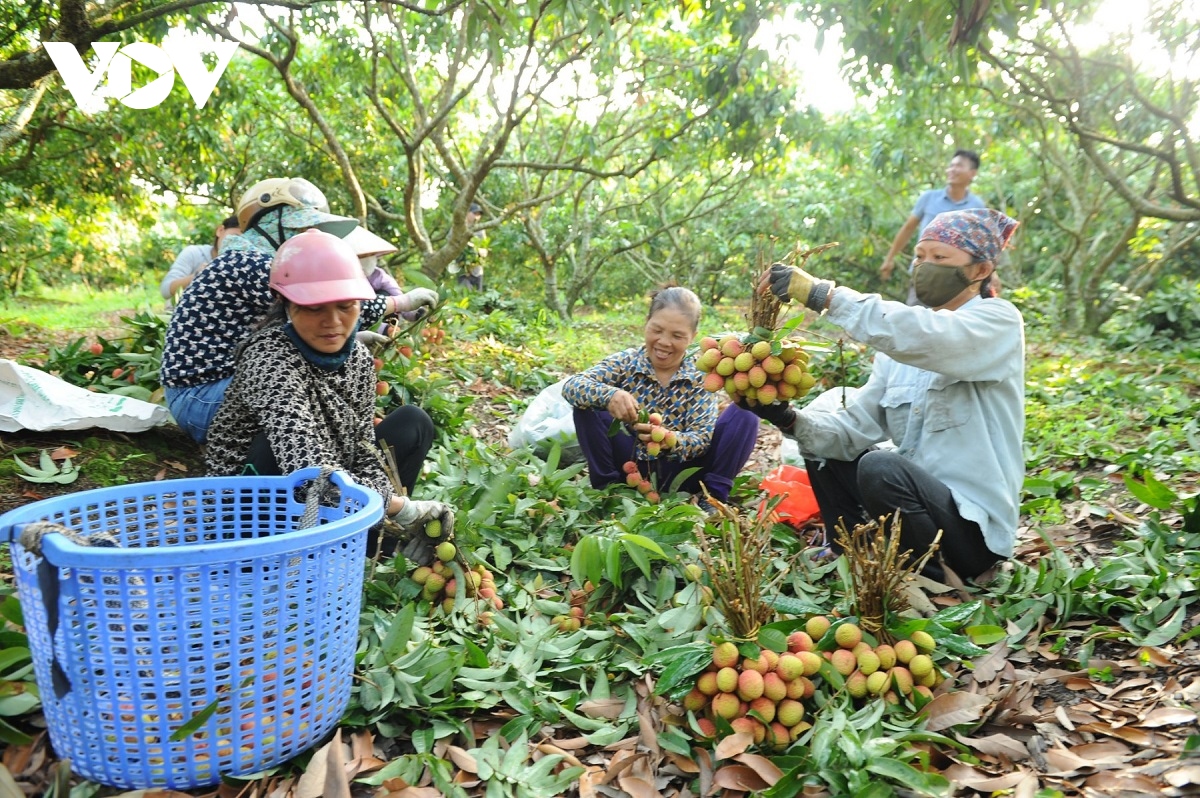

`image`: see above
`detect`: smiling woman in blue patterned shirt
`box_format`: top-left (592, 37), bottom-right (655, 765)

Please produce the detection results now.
top-left (562, 286), bottom-right (759, 503)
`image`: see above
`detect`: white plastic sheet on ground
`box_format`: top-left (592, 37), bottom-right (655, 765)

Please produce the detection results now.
top-left (508, 378), bottom-right (584, 464)
top-left (0, 359), bottom-right (168, 432)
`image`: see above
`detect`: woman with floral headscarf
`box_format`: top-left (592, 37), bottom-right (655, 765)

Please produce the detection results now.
top-left (750, 208), bottom-right (1023, 581)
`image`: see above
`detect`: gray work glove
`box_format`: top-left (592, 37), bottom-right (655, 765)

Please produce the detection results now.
top-left (356, 330), bottom-right (391, 352)
top-left (390, 498), bottom-right (455, 565)
top-left (398, 288), bottom-right (440, 314)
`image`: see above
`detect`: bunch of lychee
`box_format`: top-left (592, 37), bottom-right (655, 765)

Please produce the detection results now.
top-left (551, 583), bottom-right (594, 632)
top-left (621, 461), bottom-right (661, 505)
top-left (640, 412), bottom-right (677, 457)
top-left (420, 324), bottom-right (446, 348)
top-left (805, 615), bottom-right (944, 704)
top-left (411, 552), bottom-right (505, 614)
top-left (696, 335), bottom-right (816, 407)
top-left (682, 640), bottom-right (820, 750)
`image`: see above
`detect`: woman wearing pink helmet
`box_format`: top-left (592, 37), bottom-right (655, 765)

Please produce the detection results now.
top-left (205, 229), bottom-right (454, 560)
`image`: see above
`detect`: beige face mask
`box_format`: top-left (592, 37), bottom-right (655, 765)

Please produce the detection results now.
top-left (359, 255), bottom-right (378, 277)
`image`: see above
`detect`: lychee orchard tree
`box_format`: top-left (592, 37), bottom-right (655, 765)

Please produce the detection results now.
top-left (796, 0), bottom-right (1200, 330)
top-left (197, 0), bottom-right (808, 310)
top-left (3, 0), bottom-right (814, 307)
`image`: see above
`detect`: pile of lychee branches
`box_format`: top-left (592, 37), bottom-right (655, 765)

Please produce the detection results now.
top-left (834, 513), bottom-right (941, 641)
top-left (695, 495), bottom-right (796, 640)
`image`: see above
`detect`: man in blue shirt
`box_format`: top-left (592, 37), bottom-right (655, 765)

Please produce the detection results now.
top-left (880, 150), bottom-right (985, 305)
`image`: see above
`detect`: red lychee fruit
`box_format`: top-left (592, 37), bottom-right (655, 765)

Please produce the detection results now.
top-left (787, 630), bottom-right (814, 653)
top-left (736, 669), bottom-right (765, 701)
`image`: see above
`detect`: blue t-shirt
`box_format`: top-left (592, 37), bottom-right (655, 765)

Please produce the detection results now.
top-left (912, 189), bottom-right (986, 235)
top-left (905, 189), bottom-right (986, 277)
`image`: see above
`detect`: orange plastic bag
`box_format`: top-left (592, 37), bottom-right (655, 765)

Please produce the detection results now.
top-left (759, 465), bottom-right (820, 527)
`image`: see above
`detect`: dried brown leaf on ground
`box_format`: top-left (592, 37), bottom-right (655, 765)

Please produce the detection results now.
top-left (921, 691), bottom-right (992, 732)
top-left (578, 698), bottom-right (627, 719)
top-left (953, 731), bottom-right (1031, 761)
top-left (941, 763), bottom-right (1037, 793)
top-left (731, 753), bottom-right (783, 785)
top-left (1139, 706), bottom-right (1198, 727)
top-left (713, 731), bottom-right (754, 761)
top-left (1040, 740), bottom-right (1134, 776)
top-left (445, 745), bottom-right (478, 774)
top-left (296, 729), bottom-right (351, 798)
top-left (713, 763), bottom-right (773, 792)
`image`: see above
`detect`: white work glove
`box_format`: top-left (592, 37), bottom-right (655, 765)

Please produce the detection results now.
top-left (355, 330), bottom-right (391, 352)
top-left (397, 288), bottom-right (440, 314)
top-left (390, 498), bottom-right (455, 564)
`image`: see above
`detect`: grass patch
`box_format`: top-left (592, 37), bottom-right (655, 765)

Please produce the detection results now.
top-left (0, 284), bottom-right (162, 334)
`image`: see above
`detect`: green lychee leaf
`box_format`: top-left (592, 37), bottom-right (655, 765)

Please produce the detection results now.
top-left (766, 595), bottom-right (826, 617)
top-left (1123, 473), bottom-right (1177, 510)
top-left (934, 634), bottom-right (988, 659)
top-left (779, 315), bottom-right (807, 334)
top-left (756, 627), bottom-right (788, 653)
top-left (654, 645), bottom-right (713, 699)
top-left (964, 624), bottom-right (1006, 646)
top-left (928, 600), bottom-right (984, 629)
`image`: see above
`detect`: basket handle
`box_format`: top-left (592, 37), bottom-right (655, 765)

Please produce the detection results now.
top-left (13, 521), bottom-right (119, 700)
top-left (289, 466), bottom-right (352, 530)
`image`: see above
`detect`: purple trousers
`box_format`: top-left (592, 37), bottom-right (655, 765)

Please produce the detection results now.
top-left (572, 404), bottom-right (759, 501)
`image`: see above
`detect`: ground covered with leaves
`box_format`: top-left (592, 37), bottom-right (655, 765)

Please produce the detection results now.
top-left (0, 299), bottom-right (1198, 798)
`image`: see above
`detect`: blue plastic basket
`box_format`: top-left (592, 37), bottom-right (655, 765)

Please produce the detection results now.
top-left (0, 468), bottom-right (383, 790)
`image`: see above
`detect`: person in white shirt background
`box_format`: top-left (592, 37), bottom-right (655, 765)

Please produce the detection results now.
top-left (159, 215), bottom-right (241, 307)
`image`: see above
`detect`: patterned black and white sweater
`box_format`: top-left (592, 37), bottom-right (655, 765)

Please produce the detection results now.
top-left (161, 249), bottom-right (389, 389)
top-left (204, 325), bottom-right (393, 506)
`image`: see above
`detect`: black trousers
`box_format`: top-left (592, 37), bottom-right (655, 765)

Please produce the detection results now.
top-left (246, 404), bottom-right (434, 491)
top-left (247, 405), bottom-right (435, 556)
top-left (805, 449), bottom-right (1001, 580)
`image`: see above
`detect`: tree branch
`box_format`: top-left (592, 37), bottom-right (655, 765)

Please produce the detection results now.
top-left (0, 78), bottom-right (50, 151)
top-left (0, 0), bottom-right (263, 90)
top-left (204, 12), bottom-right (367, 220)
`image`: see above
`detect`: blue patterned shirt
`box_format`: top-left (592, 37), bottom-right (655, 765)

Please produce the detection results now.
top-left (562, 346), bottom-right (717, 461)
top-left (162, 249), bottom-right (389, 388)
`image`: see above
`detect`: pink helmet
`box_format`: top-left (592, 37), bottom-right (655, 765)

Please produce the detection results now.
top-left (269, 229), bottom-right (376, 305)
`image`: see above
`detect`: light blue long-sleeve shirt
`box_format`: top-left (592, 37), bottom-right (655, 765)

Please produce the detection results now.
top-left (784, 288), bottom-right (1025, 558)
